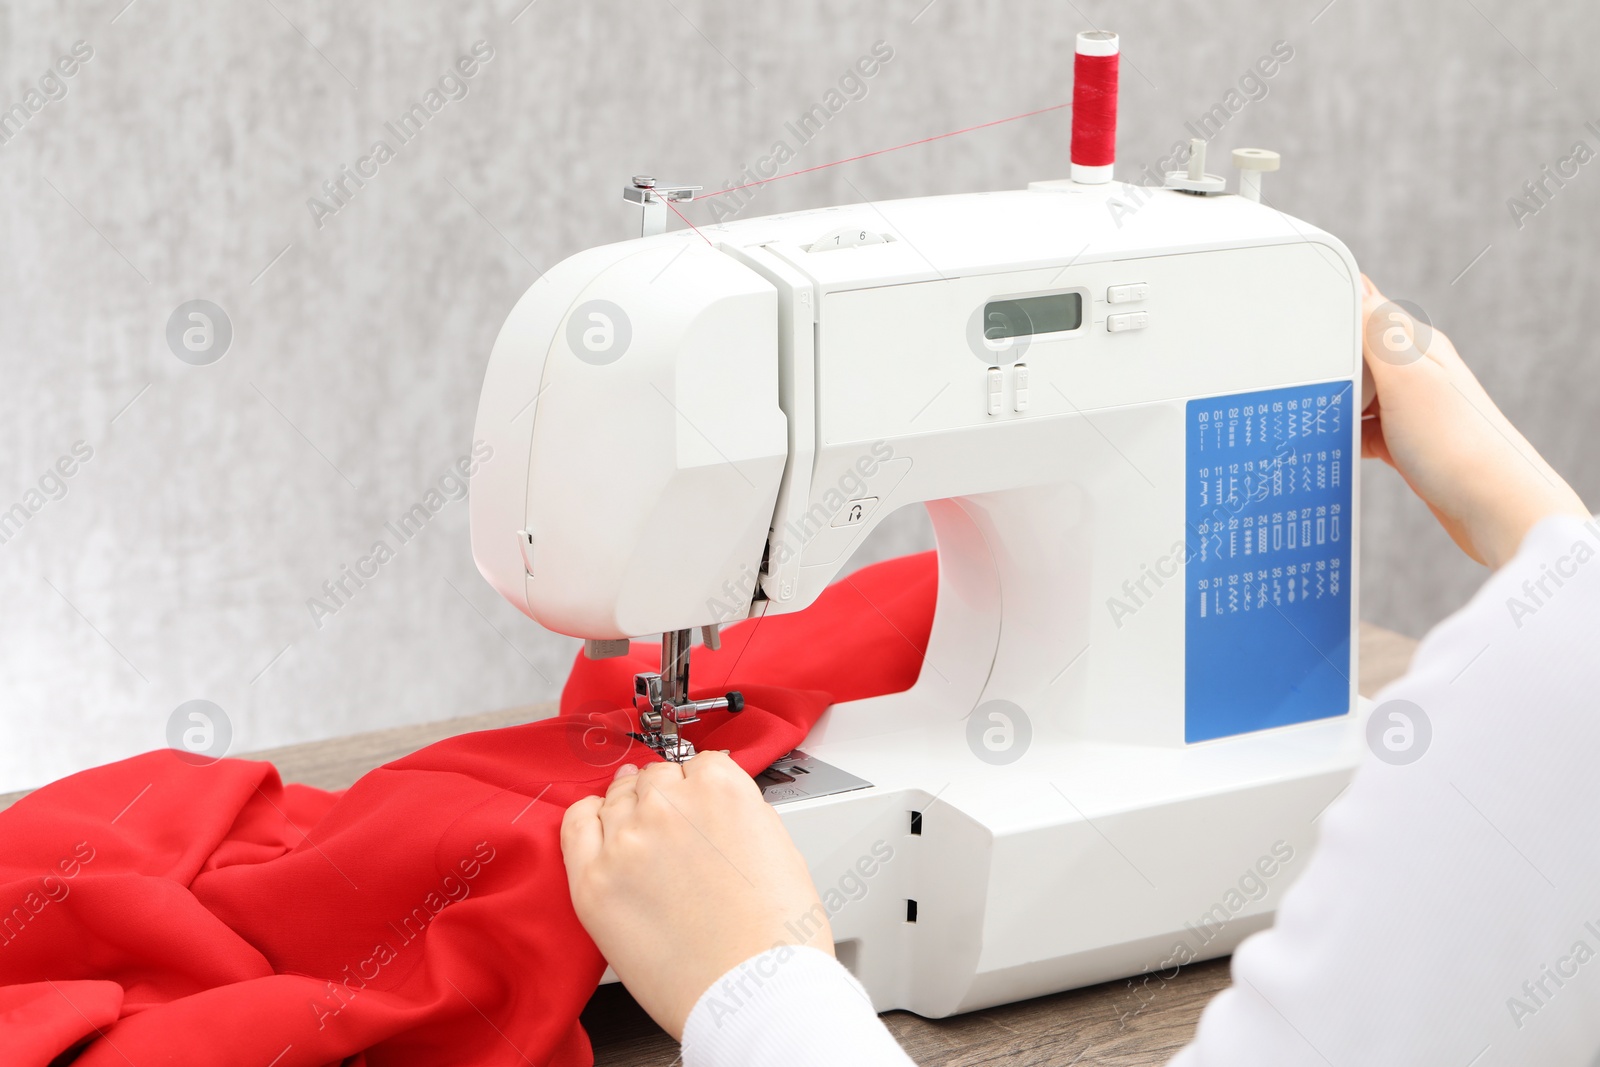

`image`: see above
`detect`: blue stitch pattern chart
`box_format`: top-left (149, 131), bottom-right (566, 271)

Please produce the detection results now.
top-left (1184, 381), bottom-right (1354, 743)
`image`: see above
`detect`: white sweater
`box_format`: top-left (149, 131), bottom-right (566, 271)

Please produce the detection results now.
top-left (682, 514), bottom-right (1600, 1067)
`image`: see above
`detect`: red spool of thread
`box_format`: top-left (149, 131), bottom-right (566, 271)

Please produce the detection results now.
top-left (1071, 30), bottom-right (1119, 184)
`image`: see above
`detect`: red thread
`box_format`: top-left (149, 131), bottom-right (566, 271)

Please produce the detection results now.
top-left (697, 102), bottom-right (1072, 201)
top-left (1071, 52), bottom-right (1119, 168)
top-left (660, 192), bottom-right (714, 246)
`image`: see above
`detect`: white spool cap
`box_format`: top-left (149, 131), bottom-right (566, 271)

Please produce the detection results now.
top-left (1070, 31), bottom-right (1120, 184)
top-left (1071, 163), bottom-right (1116, 184)
top-left (1075, 29), bottom-right (1120, 57)
top-left (1232, 148), bottom-right (1280, 203)
top-left (1231, 147), bottom-right (1281, 170)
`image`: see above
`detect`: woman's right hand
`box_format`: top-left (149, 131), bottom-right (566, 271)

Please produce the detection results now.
top-left (1359, 275), bottom-right (1589, 568)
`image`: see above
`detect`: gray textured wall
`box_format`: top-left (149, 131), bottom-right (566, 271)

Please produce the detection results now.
top-left (3, 0), bottom-right (1597, 792)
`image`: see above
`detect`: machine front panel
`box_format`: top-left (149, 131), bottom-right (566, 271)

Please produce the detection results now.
top-left (1184, 380), bottom-right (1355, 742)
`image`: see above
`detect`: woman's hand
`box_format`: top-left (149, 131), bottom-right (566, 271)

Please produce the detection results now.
top-left (1360, 275), bottom-right (1589, 568)
top-left (560, 753), bottom-right (833, 1041)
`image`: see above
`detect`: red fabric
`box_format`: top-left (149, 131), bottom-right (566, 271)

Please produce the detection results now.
top-left (0, 552), bottom-right (937, 1066)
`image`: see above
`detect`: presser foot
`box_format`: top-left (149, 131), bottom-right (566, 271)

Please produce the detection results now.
top-left (650, 735), bottom-right (698, 763)
top-left (635, 691), bottom-right (745, 761)
top-left (627, 730), bottom-right (699, 762)
top-left (634, 631), bottom-right (745, 765)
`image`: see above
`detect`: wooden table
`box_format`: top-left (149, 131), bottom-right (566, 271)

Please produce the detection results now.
top-left (0, 623), bottom-right (1417, 1065)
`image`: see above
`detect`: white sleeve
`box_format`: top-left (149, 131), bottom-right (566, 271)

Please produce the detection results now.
top-left (681, 945), bottom-right (916, 1067)
top-left (1171, 514), bottom-right (1600, 1067)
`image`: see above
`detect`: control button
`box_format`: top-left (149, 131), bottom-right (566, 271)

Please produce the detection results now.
top-left (1107, 310), bottom-right (1150, 333)
top-left (987, 367), bottom-right (1004, 415)
top-left (1107, 282), bottom-right (1149, 304)
top-left (1014, 362), bottom-right (1029, 412)
top-left (831, 496), bottom-right (879, 528)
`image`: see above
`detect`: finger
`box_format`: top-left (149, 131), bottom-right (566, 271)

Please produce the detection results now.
top-left (1362, 279), bottom-right (1462, 376)
top-left (1361, 411), bottom-right (1393, 464)
top-left (1358, 271), bottom-right (1379, 375)
top-left (603, 764), bottom-right (641, 801)
top-left (682, 750), bottom-right (759, 799)
top-left (633, 759), bottom-right (686, 801)
top-left (600, 764), bottom-right (641, 827)
top-left (1361, 286), bottom-right (1422, 371)
top-left (681, 749), bottom-right (738, 780)
top-left (560, 795), bottom-right (604, 870)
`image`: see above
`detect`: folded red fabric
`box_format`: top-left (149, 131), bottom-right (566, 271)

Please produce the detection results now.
top-left (0, 552), bottom-right (936, 1066)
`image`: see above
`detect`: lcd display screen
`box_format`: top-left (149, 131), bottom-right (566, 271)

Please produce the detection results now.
top-left (981, 292), bottom-right (1083, 340)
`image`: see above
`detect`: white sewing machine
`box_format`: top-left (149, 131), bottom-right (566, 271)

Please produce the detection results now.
top-left (470, 37), bottom-right (1364, 1015)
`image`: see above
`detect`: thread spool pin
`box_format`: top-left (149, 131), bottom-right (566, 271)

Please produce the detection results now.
top-left (1164, 137), bottom-right (1226, 195)
top-left (1232, 148), bottom-right (1281, 203)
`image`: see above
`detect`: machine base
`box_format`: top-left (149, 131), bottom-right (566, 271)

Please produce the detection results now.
top-left (762, 705), bottom-right (1364, 1018)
